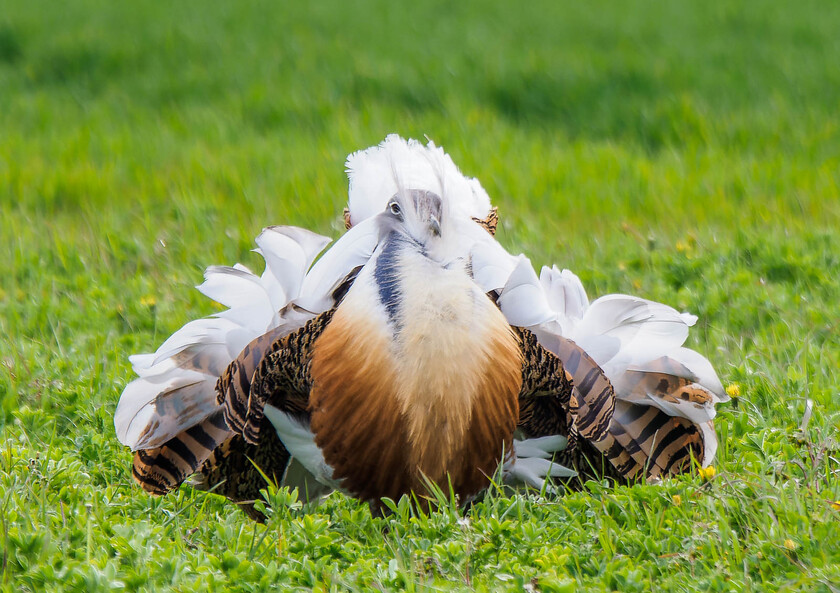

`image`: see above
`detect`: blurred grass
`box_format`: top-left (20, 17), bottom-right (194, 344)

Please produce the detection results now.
top-left (1, 0), bottom-right (839, 591)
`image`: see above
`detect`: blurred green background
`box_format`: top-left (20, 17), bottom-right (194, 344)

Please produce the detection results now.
top-left (1, 1), bottom-right (839, 591)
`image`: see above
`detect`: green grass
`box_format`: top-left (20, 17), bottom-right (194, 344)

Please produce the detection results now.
top-left (2, 0), bottom-right (839, 590)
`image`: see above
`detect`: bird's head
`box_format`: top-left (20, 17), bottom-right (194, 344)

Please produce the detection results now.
top-left (379, 189), bottom-right (452, 260)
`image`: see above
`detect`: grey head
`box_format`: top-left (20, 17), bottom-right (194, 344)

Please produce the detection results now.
top-left (379, 189), bottom-right (445, 250)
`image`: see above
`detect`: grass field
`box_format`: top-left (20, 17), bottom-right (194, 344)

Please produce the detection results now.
top-left (2, 1), bottom-right (840, 590)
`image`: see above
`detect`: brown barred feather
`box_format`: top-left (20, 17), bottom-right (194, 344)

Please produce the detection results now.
top-left (133, 312), bottom-right (334, 499)
top-left (193, 311), bottom-right (333, 515)
top-left (218, 312), bottom-right (333, 444)
top-left (550, 337), bottom-right (616, 443)
top-left (514, 327), bottom-right (575, 441)
top-left (191, 418), bottom-right (293, 522)
top-left (548, 337), bottom-right (706, 481)
top-left (515, 328), bottom-right (616, 458)
top-left (132, 410), bottom-right (232, 495)
top-left (215, 325), bottom-right (290, 435)
top-left (471, 207), bottom-right (499, 236)
top-left (514, 327), bottom-right (617, 481)
top-left (571, 439), bottom-right (628, 483)
top-left (513, 328), bottom-right (705, 486)
top-left (601, 401), bottom-right (704, 480)
top-left (242, 311), bottom-right (334, 433)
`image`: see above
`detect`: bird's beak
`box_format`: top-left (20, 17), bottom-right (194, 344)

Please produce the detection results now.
top-left (429, 216), bottom-right (441, 237)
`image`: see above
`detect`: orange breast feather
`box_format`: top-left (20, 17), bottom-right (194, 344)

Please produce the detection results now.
top-left (309, 297), bottom-right (522, 504)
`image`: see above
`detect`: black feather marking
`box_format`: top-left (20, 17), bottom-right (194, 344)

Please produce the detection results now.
top-left (132, 466), bottom-right (167, 493)
top-left (563, 347), bottom-right (581, 376)
top-left (208, 411), bottom-right (230, 431)
top-left (609, 422), bottom-right (626, 437)
top-left (236, 361), bottom-right (251, 403)
top-left (651, 423), bottom-right (696, 470)
top-left (576, 367), bottom-right (601, 396)
top-left (185, 422), bottom-right (218, 451)
top-left (332, 265), bottom-right (363, 304)
top-left (603, 439), bottom-right (627, 460)
top-left (662, 442), bottom-right (693, 475)
top-left (616, 402), bottom-right (650, 425)
top-left (615, 458), bottom-right (640, 475)
top-left (374, 232), bottom-right (403, 324)
top-left (137, 449), bottom-right (179, 480)
top-left (622, 411), bottom-right (671, 455)
top-left (166, 437), bottom-right (198, 468)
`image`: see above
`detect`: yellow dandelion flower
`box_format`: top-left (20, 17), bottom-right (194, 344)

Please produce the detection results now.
top-left (140, 295), bottom-right (157, 307)
top-left (726, 383), bottom-right (741, 398)
top-left (784, 539), bottom-right (797, 551)
top-left (676, 240), bottom-right (688, 253)
top-left (672, 494), bottom-right (682, 506)
top-left (698, 466), bottom-right (716, 480)
top-left (830, 501), bottom-right (840, 511)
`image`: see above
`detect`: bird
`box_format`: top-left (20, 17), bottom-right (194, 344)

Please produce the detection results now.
top-left (115, 135), bottom-right (728, 520)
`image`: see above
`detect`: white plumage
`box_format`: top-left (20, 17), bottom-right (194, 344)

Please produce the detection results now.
top-left (115, 226), bottom-right (329, 450)
top-left (523, 267), bottom-right (728, 466)
top-left (345, 134), bottom-right (492, 226)
top-left (115, 134), bottom-right (727, 510)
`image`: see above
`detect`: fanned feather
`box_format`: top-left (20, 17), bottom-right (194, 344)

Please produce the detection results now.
top-left (118, 134), bottom-right (727, 510)
top-left (295, 217), bottom-right (380, 313)
top-left (115, 226), bottom-right (331, 451)
top-left (503, 262), bottom-right (725, 477)
top-left (497, 256), bottom-right (557, 327)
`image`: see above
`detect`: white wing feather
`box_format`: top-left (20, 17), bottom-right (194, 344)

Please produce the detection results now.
top-left (264, 404), bottom-right (340, 490)
top-left (539, 266), bottom-right (589, 328)
top-left (496, 256), bottom-right (557, 327)
top-left (295, 217), bottom-right (380, 314)
top-left (495, 260), bottom-right (725, 468)
top-left (503, 436), bottom-right (577, 491)
top-left (116, 370), bottom-right (213, 450)
top-left (115, 226), bottom-right (331, 450)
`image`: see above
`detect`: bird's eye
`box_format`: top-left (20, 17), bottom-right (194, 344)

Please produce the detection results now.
top-left (389, 201), bottom-right (401, 216)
